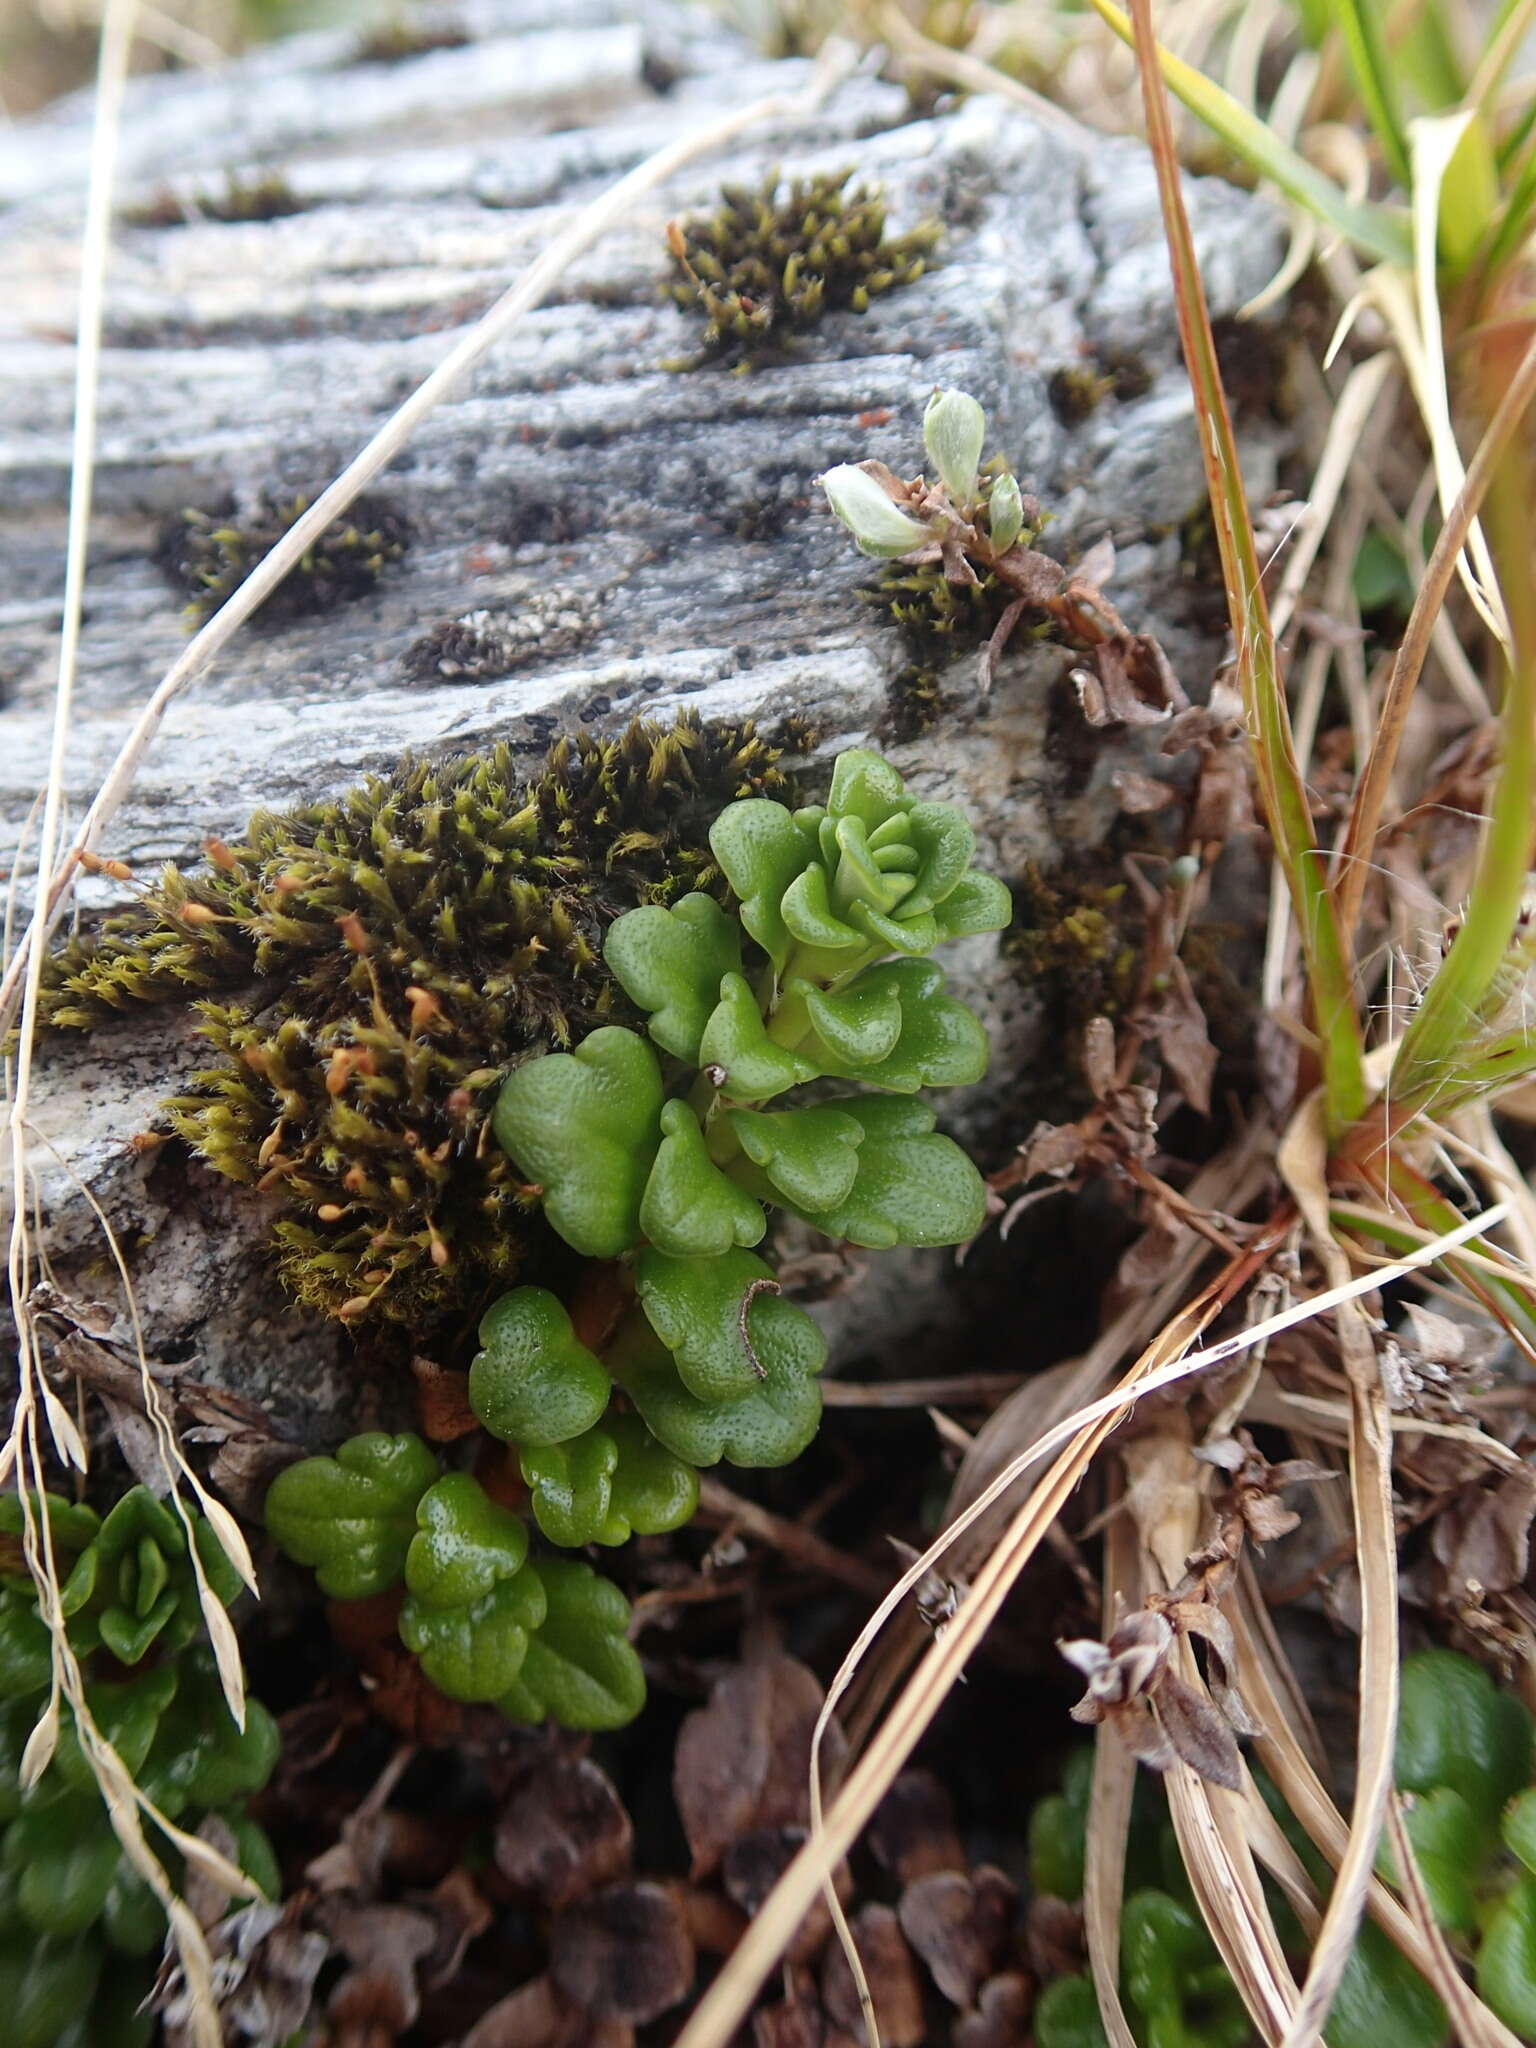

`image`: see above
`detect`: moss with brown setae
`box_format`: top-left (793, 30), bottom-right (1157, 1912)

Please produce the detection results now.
top-left (154, 490), bottom-right (412, 627)
top-left (39, 718), bottom-right (800, 1327)
top-left (664, 167), bottom-right (939, 368)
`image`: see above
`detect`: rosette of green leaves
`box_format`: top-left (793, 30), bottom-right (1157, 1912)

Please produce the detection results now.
top-left (0, 1487), bottom-right (240, 1669)
top-left (0, 1641), bottom-right (278, 2048)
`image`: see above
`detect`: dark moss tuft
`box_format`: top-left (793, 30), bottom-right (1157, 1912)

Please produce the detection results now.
top-left (664, 168), bottom-right (939, 369)
top-left (123, 170), bottom-right (306, 229)
top-left (40, 718), bottom-right (800, 1326)
top-left (353, 15), bottom-right (470, 63)
top-left (154, 491), bottom-right (412, 628)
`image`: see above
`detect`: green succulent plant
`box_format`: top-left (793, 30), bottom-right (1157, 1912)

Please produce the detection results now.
top-left (1029, 1648), bottom-right (1536, 2048)
top-left (481, 744), bottom-right (1006, 1487)
top-left (664, 167), bottom-right (940, 368)
top-left (266, 1444), bottom-right (646, 1730)
top-left (0, 1494), bottom-right (279, 2048)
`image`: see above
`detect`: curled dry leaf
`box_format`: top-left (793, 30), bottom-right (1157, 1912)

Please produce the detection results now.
top-left (461, 1974), bottom-right (633, 2048)
top-left (820, 1902), bottom-right (926, 2048)
top-left (672, 1652), bottom-right (847, 1878)
top-left (411, 1354), bottom-right (480, 1440)
top-left (495, 1754), bottom-right (633, 1910)
top-left (869, 1768), bottom-right (966, 1882)
top-left (724, 1824), bottom-right (852, 1964)
top-left (1142, 957), bottom-right (1217, 1117)
top-left (897, 1864), bottom-right (1017, 2009)
top-left (953, 1971), bottom-right (1034, 2048)
top-left (161, 1900), bottom-right (329, 2048)
top-left (1430, 1465), bottom-right (1536, 1597)
top-left (548, 1880), bottom-right (695, 2024)
top-left (321, 1900), bottom-right (437, 2036)
top-left (1195, 1428), bottom-right (1334, 1548)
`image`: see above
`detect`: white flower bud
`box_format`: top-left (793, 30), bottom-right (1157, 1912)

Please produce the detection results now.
top-left (820, 464), bottom-right (929, 557)
top-left (987, 471), bottom-right (1024, 552)
top-left (923, 388), bottom-right (985, 504)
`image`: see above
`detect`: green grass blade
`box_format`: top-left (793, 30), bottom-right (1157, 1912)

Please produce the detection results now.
top-left (1122, 0), bottom-right (1367, 1138)
top-left (1331, 0), bottom-right (1413, 184)
top-left (1392, 379), bottom-right (1536, 1105)
top-left (1085, 0), bottom-right (1413, 266)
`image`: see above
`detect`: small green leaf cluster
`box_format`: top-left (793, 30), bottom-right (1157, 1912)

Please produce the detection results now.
top-left (0, 1492), bottom-right (278, 2048)
top-left (1029, 1649), bottom-right (1536, 2048)
top-left (154, 488), bottom-right (412, 626)
top-left (264, 1434), bottom-right (646, 1731)
top-left (664, 167), bottom-right (940, 367)
top-left (38, 716), bottom-right (798, 1328)
top-left (482, 746), bottom-right (1008, 1500)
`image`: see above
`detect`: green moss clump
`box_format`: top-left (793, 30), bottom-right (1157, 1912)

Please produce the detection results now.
top-left (39, 719), bottom-right (798, 1327)
top-left (354, 15), bottom-right (469, 63)
top-left (665, 168), bottom-right (939, 368)
top-left (154, 490), bottom-right (412, 627)
top-left (123, 171), bottom-right (305, 229)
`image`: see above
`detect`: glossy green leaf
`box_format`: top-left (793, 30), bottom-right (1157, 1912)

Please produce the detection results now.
top-left (780, 860), bottom-right (865, 954)
top-left (604, 893), bottom-right (743, 1062)
top-left (1328, 1914), bottom-right (1447, 2048)
top-left (924, 389), bottom-right (986, 503)
top-left (492, 1026), bottom-right (663, 1257)
top-left (51, 1666), bottom-right (178, 1797)
top-left (1396, 1647), bottom-right (1532, 1828)
top-left (786, 1095), bottom-right (985, 1250)
top-left (55, 1967), bottom-right (155, 2048)
top-left (496, 1557), bottom-right (646, 1731)
top-left (399, 1474), bottom-right (546, 1700)
top-left (468, 1288), bottom-right (612, 1448)
top-left (400, 1570), bottom-right (547, 1702)
top-left (1387, 1784), bottom-right (1481, 1932)
top-left (725, 1104), bottom-right (865, 1213)
top-left (140, 1653), bottom-right (280, 1816)
top-left (798, 973), bottom-right (904, 1067)
top-left (931, 868), bottom-right (1012, 941)
top-left (636, 1246), bottom-right (813, 1404)
top-left (265, 1431), bottom-right (440, 1599)
top-left (1502, 1785), bottom-right (1536, 1876)
top-left (1477, 1871), bottom-right (1536, 2037)
top-left (708, 799), bottom-right (818, 969)
top-left (899, 801), bottom-right (977, 917)
top-left (3, 1792), bottom-right (119, 1937)
top-left (0, 1494), bottom-right (100, 1556)
top-left (1122, 1889), bottom-right (1248, 2048)
top-left (1028, 1749), bottom-right (1094, 1902)
top-left (404, 1473), bottom-right (531, 1609)
top-left (608, 1306), bottom-right (825, 1470)
top-left (0, 1932), bottom-right (102, 2048)
top-left (639, 1099), bottom-right (766, 1256)
top-left (822, 961), bottom-right (989, 1092)
top-left (1033, 1975), bottom-right (1108, 2048)
top-left (521, 1410), bottom-right (699, 1548)
top-left (0, 1594), bottom-right (55, 1699)
top-left (828, 749), bottom-right (911, 829)
top-left (54, 1487), bottom-right (241, 1666)
top-left (99, 1862), bottom-right (165, 1958)
top-left (699, 974), bottom-right (821, 1103)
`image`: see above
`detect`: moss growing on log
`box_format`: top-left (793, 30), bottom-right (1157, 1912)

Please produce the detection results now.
top-left (154, 490), bottom-right (412, 627)
top-left (40, 718), bottom-right (799, 1327)
top-left (664, 168), bottom-right (939, 368)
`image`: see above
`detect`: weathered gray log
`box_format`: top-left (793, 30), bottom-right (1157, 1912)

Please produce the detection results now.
top-left (0, 0), bottom-right (1283, 1441)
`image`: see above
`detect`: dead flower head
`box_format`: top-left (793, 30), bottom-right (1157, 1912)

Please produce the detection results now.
top-left (1058, 1607), bottom-right (1248, 1792)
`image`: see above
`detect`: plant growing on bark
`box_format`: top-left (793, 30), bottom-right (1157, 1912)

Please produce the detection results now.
top-left (0, 1492), bottom-right (277, 2048)
top-left (824, 389), bottom-right (1182, 711)
top-left (269, 744), bottom-right (1010, 1728)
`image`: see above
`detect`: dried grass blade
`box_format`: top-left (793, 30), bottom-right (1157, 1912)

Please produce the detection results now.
top-left (1385, 1795), bottom-right (1525, 2048)
top-left (1276, 1294), bottom-right (1397, 2048)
